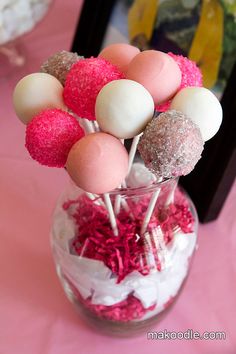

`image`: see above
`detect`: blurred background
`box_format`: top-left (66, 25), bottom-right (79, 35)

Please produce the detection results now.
top-left (0, 1), bottom-right (235, 353)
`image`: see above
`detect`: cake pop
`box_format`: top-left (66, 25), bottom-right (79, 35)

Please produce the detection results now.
top-left (66, 132), bottom-right (129, 194)
top-left (13, 73), bottom-right (66, 124)
top-left (98, 43), bottom-right (140, 74)
top-left (25, 109), bottom-right (84, 167)
top-left (157, 53), bottom-right (203, 112)
top-left (63, 57), bottom-right (124, 121)
top-left (126, 50), bottom-right (181, 104)
top-left (170, 87), bottom-right (223, 141)
top-left (138, 110), bottom-right (204, 178)
top-left (168, 53), bottom-right (202, 89)
top-left (95, 79), bottom-right (154, 139)
top-left (40, 50), bottom-right (83, 86)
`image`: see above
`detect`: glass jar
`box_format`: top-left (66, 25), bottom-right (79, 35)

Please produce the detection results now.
top-left (51, 168), bottom-right (198, 336)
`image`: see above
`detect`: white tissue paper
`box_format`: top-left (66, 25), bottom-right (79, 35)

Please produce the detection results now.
top-left (52, 201), bottom-right (197, 320)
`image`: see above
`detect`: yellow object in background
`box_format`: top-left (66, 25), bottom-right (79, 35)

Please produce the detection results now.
top-left (189, 0), bottom-right (224, 88)
top-left (128, 0), bottom-right (224, 89)
top-left (128, 0), bottom-right (158, 41)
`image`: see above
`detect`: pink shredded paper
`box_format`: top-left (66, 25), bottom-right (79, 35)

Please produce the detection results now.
top-left (63, 188), bottom-right (194, 283)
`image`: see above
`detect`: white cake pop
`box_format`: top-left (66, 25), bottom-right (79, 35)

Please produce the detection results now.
top-left (170, 87), bottom-right (222, 141)
top-left (95, 79), bottom-right (154, 139)
top-left (13, 73), bottom-right (66, 124)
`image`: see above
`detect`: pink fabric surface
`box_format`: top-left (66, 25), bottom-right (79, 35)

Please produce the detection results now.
top-left (0, 1), bottom-right (235, 352)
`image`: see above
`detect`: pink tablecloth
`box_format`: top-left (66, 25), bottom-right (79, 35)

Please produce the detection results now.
top-left (0, 1), bottom-right (235, 353)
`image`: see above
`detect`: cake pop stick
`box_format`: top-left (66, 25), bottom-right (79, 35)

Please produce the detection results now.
top-left (143, 231), bottom-right (157, 268)
top-left (164, 178), bottom-right (178, 207)
top-left (127, 133), bottom-right (142, 174)
top-left (86, 192), bottom-right (105, 207)
top-left (141, 186), bottom-right (161, 235)
top-left (114, 134), bottom-right (142, 215)
top-left (82, 118), bottom-right (94, 134)
top-left (103, 193), bottom-right (118, 236)
top-left (93, 121), bottom-right (100, 132)
top-left (114, 186), bottom-right (133, 218)
top-left (114, 193), bottom-right (122, 215)
top-left (152, 226), bottom-right (167, 268)
top-left (114, 140), bottom-right (127, 214)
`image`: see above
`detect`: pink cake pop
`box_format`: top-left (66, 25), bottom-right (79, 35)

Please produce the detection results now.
top-left (98, 43), bottom-right (140, 74)
top-left (25, 109), bottom-right (84, 167)
top-left (66, 132), bottom-right (129, 194)
top-left (157, 53), bottom-right (203, 112)
top-left (63, 57), bottom-right (124, 121)
top-left (138, 110), bottom-right (204, 178)
top-left (126, 50), bottom-right (181, 104)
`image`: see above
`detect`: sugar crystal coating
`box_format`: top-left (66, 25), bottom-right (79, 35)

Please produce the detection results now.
top-left (157, 53), bottom-right (203, 112)
top-left (40, 50), bottom-right (82, 86)
top-left (63, 57), bottom-right (124, 120)
top-left (25, 109), bottom-right (84, 167)
top-left (138, 110), bottom-right (204, 178)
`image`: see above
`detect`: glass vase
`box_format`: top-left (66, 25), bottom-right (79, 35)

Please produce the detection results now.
top-left (51, 168), bottom-right (198, 336)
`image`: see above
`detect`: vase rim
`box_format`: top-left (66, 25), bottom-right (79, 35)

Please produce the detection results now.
top-left (101, 177), bottom-right (178, 197)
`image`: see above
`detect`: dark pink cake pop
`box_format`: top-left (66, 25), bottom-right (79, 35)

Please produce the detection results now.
top-left (25, 109), bottom-right (84, 167)
top-left (138, 110), bottom-right (204, 178)
top-left (63, 57), bottom-right (124, 120)
top-left (156, 53), bottom-right (203, 112)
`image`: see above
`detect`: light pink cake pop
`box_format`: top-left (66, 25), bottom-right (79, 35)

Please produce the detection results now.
top-left (98, 43), bottom-right (140, 74)
top-left (126, 50), bottom-right (181, 104)
top-left (66, 132), bottom-right (129, 194)
top-left (25, 109), bottom-right (84, 167)
top-left (63, 57), bottom-right (124, 121)
top-left (138, 110), bottom-right (204, 178)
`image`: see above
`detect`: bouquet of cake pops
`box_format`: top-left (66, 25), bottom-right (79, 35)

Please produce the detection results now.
top-left (13, 44), bottom-right (223, 325)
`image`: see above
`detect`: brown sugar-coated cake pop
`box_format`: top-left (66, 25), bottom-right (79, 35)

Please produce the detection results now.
top-left (41, 50), bottom-right (82, 86)
top-left (138, 110), bottom-right (204, 178)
